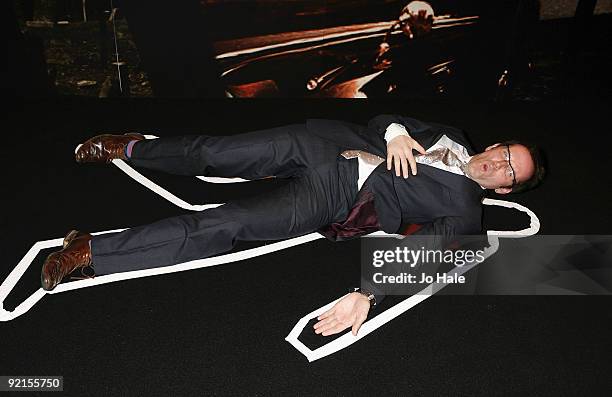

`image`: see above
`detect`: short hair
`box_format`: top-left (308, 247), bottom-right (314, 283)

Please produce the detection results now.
top-left (498, 140), bottom-right (546, 193)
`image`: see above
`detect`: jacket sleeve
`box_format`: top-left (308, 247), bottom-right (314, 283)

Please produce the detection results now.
top-left (366, 114), bottom-right (433, 139)
top-left (361, 215), bottom-right (481, 306)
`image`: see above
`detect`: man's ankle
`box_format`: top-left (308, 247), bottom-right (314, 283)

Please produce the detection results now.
top-left (125, 140), bottom-right (140, 159)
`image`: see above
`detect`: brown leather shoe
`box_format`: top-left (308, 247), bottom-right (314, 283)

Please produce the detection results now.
top-left (75, 133), bottom-right (145, 163)
top-left (41, 230), bottom-right (93, 291)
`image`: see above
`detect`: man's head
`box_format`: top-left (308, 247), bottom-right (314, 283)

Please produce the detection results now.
top-left (465, 141), bottom-right (545, 194)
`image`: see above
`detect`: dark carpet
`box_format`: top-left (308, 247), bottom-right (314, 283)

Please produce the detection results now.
top-left (2, 98), bottom-right (611, 396)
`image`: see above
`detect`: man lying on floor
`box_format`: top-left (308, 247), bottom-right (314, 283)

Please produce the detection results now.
top-left (40, 114), bottom-right (545, 336)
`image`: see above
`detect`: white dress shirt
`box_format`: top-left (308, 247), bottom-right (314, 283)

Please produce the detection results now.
top-left (354, 122), bottom-right (477, 190)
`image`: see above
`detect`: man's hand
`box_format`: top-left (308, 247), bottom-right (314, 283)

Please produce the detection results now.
top-left (386, 135), bottom-right (427, 178)
top-left (399, 1), bottom-right (435, 39)
top-left (313, 292), bottom-right (371, 337)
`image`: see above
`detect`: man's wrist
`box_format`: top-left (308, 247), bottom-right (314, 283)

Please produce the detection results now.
top-left (384, 123), bottom-right (410, 143)
top-left (352, 288), bottom-right (377, 308)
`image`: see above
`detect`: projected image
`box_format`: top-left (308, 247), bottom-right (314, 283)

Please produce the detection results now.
top-left (10, 0), bottom-right (612, 99)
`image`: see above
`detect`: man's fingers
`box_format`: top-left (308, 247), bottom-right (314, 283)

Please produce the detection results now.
top-left (387, 138), bottom-right (427, 177)
top-left (315, 319), bottom-right (338, 335)
top-left (313, 316), bottom-right (336, 330)
top-left (394, 156), bottom-right (402, 177)
top-left (414, 141), bottom-right (427, 155)
top-left (314, 309), bottom-right (336, 329)
top-left (407, 151), bottom-right (418, 175)
top-left (400, 156), bottom-right (409, 178)
top-left (322, 322), bottom-right (349, 337)
top-left (316, 308), bottom-right (334, 321)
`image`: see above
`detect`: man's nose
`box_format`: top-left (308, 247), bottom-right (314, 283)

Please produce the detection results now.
top-left (493, 160), bottom-right (505, 170)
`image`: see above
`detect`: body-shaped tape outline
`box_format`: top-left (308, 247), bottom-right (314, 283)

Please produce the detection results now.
top-left (0, 134), bottom-right (539, 363)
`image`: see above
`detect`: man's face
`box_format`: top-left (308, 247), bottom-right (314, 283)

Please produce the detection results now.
top-left (465, 143), bottom-right (535, 193)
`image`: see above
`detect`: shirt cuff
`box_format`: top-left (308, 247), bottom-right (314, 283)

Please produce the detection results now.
top-left (384, 123), bottom-right (410, 143)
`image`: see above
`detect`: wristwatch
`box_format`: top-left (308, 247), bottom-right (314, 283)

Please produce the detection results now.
top-left (353, 288), bottom-right (377, 308)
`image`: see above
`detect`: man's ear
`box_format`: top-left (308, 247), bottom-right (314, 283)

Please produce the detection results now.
top-left (495, 187), bottom-right (512, 194)
top-left (485, 143), bottom-right (501, 151)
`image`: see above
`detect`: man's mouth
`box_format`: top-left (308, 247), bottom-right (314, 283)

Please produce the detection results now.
top-left (482, 163), bottom-right (488, 172)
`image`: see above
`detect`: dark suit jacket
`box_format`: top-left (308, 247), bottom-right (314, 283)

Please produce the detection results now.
top-left (306, 114), bottom-right (485, 237)
top-left (307, 115), bottom-right (488, 302)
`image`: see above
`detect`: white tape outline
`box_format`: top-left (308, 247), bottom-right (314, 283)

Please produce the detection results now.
top-left (0, 134), bottom-right (539, 363)
top-left (285, 199), bottom-right (539, 362)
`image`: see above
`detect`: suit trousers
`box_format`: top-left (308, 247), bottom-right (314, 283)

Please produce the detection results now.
top-left (90, 124), bottom-right (359, 275)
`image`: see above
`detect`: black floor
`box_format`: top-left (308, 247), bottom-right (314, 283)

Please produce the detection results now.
top-left (2, 99), bottom-right (611, 395)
